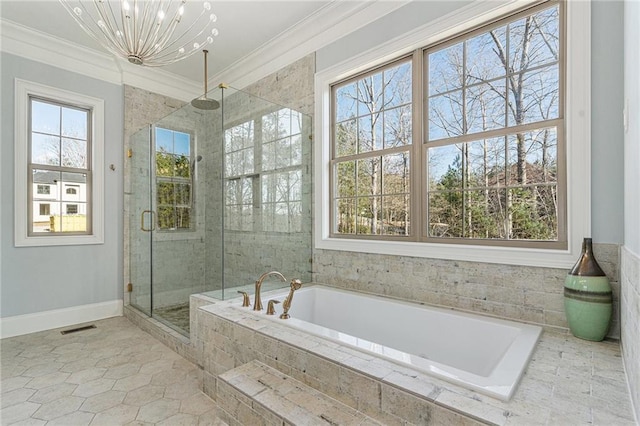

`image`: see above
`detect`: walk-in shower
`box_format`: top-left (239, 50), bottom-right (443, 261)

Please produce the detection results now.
top-left (126, 85), bottom-right (312, 336)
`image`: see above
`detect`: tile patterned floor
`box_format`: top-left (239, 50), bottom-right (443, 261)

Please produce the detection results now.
top-left (0, 316), bottom-right (227, 425)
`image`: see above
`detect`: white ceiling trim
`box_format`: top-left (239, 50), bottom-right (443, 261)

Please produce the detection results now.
top-left (0, 18), bottom-right (201, 102)
top-left (1, 1), bottom-right (411, 99)
top-left (211, 0), bottom-right (412, 90)
top-left (0, 19), bottom-right (121, 85)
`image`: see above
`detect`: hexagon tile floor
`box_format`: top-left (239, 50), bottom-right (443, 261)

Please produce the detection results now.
top-left (0, 316), bottom-right (228, 425)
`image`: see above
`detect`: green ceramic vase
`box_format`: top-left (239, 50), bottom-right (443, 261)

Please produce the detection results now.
top-left (564, 238), bottom-right (612, 341)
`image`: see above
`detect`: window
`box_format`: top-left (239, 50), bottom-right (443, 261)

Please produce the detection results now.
top-left (15, 79), bottom-right (104, 246)
top-left (224, 108), bottom-right (305, 233)
top-left (317, 0), bottom-right (590, 267)
top-left (331, 2), bottom-right (562, 248)
top-left (261, 109), bottom-right (304, 233)
top-left (333, 59), bottom-right (412, 236)
top-left (425, 4), bottom-right (562, 246)
top-left (39, 203), bottom-right (50, 216)
top-left (66, 186), bottom-right (78, 195)
top-left (154, 127), bottom-right (193, 231)
top-left (29, 97), bottom-right (90, 235)
top-left (225, 120), bottom-right (255, 231)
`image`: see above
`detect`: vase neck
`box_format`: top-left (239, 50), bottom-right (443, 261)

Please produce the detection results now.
top-left (569, 238), bottom-right (606, 276)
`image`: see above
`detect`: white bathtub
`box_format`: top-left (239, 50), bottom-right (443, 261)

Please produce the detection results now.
top-left (260, 285), bottom-right (541, 401)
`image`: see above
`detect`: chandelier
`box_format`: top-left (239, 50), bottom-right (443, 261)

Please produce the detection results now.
top-left (59, 0), bottom-right (219, 67)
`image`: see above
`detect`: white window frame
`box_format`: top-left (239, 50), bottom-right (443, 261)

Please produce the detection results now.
top-left (15, 79), bottom-right (104, 246)
top-left (315, 0), bottom-right (590, 268)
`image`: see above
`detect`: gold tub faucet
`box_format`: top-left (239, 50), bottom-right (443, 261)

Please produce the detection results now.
top-left (280, 279), bottom-right (302, 319)
top-left (254, 271), bottom-right (287, 311)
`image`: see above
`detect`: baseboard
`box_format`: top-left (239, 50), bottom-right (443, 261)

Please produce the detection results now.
top-left (0, 300), bottom-right (123, 339)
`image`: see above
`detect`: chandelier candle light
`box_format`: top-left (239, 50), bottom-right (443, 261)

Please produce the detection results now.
top-left (59, 0), bottom-right (219, 66)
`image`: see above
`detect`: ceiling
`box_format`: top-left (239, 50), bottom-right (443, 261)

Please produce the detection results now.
top-left (0, 0), bottom-right (332, 84)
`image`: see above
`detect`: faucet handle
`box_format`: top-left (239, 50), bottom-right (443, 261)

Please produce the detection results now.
top-left (237, 291), bottom-right (251, 307)
top-left (266, 299), bottom-right (280, 315)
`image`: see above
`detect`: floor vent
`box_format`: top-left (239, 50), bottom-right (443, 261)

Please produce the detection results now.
top-left (61, 325), bottom-right (96, 335)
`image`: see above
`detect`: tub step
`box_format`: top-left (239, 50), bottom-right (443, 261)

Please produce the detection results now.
top-left (217, 360), bottom-right (382, 426)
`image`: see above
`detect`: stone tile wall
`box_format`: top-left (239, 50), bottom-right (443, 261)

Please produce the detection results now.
top-left (313, 243), bottom-right (621, 338)
top-left (621, 246), bottom-right (640, 421)
top-left (203, 55), bottom-right (316, 289)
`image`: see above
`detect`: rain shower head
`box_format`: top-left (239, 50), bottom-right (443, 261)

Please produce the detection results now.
top-left (191, 50), bottom-right (220, 110)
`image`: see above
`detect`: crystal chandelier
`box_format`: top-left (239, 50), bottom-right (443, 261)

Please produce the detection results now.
top-left (59, 0), bottom-right (219, 67)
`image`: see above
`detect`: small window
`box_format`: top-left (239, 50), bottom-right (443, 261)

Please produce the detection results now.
top-left (39, 203), bottom-right (50, 216)
top-left (66, 187), bottom-right (77, 195)
top-left (66, 204), bottom-right (78, 214)
top-left (154, 127), bottom-right (193, 231)
top-left (15, 79), bottom-right (104, 247)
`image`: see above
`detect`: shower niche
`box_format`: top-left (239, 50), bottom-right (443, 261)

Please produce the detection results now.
top-left (127, 85), bottom-right (312, 336)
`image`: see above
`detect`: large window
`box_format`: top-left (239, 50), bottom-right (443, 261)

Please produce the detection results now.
top-left (154, 127), bottom-right (194, 231)
top-left (314, 0), bottom-right (591, 268)
top-left (224, 108), bottom-right (304, 233)
top-left (15, 79), bottom-right (104, 246)
top-left (330, 1), bottom-right (564, 249)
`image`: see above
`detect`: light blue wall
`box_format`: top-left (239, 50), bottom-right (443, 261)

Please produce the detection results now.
top-left (0, 53), bottom-right (124, 318)
top-left (624, 0), bottom-right (640, 255)
top-left (591, 0), bottom-right (625, 244)
top-left (317, 0), bottom-right (625, 245)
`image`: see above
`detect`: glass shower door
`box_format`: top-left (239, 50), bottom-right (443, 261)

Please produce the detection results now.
top-left (128, 126), bottom-right (153, 315)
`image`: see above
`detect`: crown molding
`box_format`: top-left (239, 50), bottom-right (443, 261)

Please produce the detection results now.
top-left (1, 1), bottom-right (411, 98)
top-left (210, 0), bottom-right (412, 90)
top-left (0, 18), bottom-right (121, 84)
top-left (0, 18), bottom-right (200, 102)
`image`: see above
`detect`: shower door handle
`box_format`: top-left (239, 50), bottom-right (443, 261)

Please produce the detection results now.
top-left (141, 210), bottom-right (156, 232)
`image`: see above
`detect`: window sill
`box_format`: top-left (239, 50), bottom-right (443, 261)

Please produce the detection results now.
top-left (16, 234), bottom-right (104, 247)
top-left (315, 236), bottom-right (579, 269)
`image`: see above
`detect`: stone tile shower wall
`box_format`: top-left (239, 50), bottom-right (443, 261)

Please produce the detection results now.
top-left (124, 85), bottom-right (210, 308)
top-left (204, 54), bottom-right (316, 288)
top-left (313, 244), bottom-right (621, 338)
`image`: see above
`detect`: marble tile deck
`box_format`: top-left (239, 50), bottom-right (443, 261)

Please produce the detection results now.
top-left (0, 316), bottom-right (227, 425)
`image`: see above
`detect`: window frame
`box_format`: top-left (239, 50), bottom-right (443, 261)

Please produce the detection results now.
top-left (315, 0), bottom-right (590, 268)
top-left (15, 79), bottom-right (104, 247)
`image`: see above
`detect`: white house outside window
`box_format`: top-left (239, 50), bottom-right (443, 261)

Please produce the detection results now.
top-left (29, 97), bottom-right (91, 235)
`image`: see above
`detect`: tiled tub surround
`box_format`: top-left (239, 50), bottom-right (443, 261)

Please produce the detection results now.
top-left (621, 246), bottom-right (640, 422)
top-left (254, 285), bottom-right (541, 402)
top-left (313, 243), bottom-right (622, 340)
top-left (195, 288), bottom-right (635, 425)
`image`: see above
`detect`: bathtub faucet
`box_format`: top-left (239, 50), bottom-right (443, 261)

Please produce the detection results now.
top-left (254, 271), bottom-right (287, 311)
top-left (280, 279), bottom-right (302, 319)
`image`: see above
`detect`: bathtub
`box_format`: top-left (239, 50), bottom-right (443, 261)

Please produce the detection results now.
top-left (259, 285), bottom-right (541, 401)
